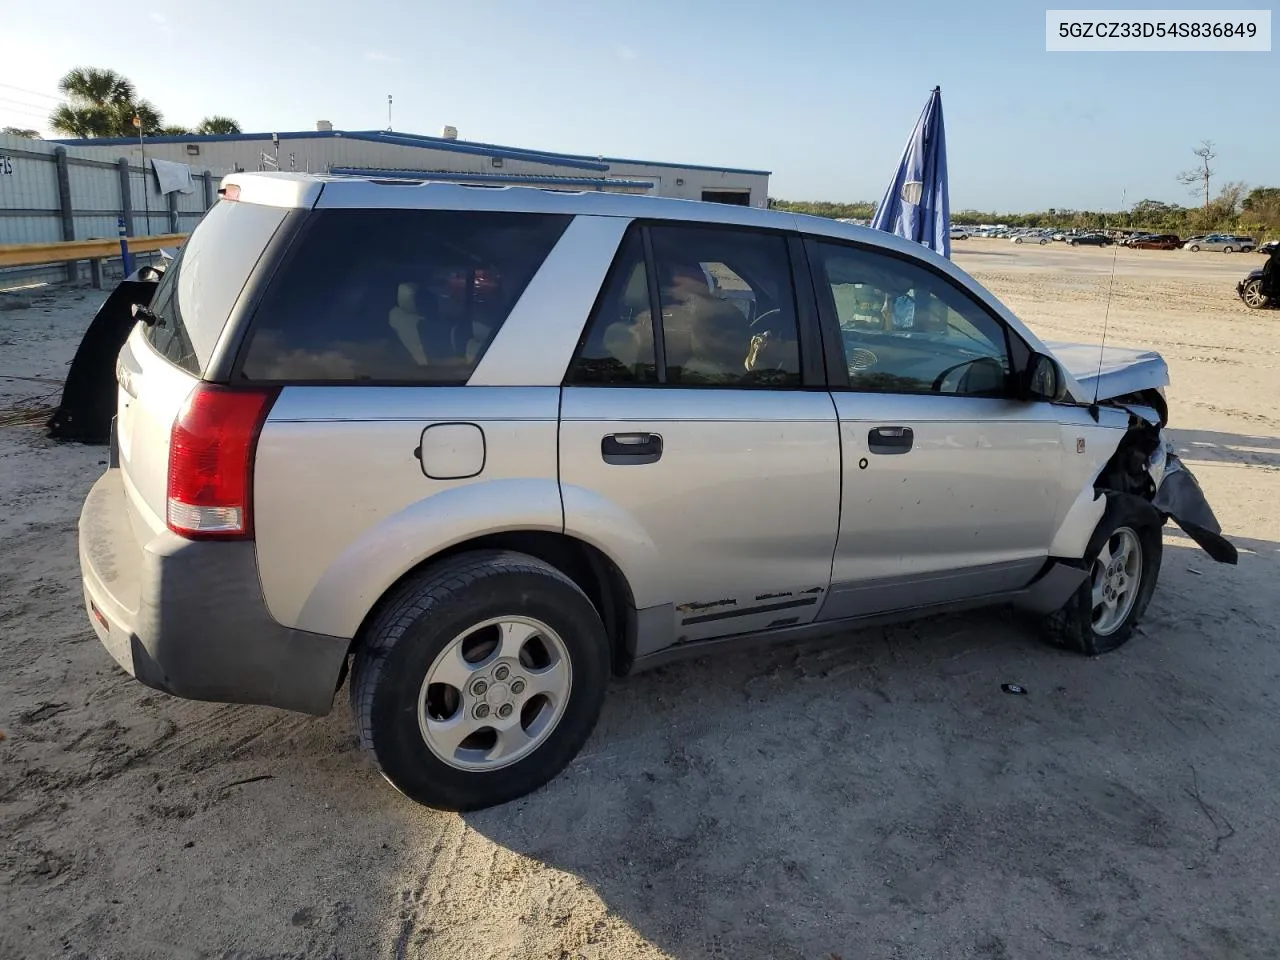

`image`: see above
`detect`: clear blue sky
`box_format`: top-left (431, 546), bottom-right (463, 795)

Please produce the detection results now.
top-left (1, 0), bottom-right (1274, 210)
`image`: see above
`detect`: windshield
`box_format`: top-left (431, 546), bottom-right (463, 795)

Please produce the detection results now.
top-left (141, 199), bottom-right (289, 375)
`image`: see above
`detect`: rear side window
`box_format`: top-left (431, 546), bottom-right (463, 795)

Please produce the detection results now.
top-left (238, 210), bottom-right (570, 384)
top-left (144, 199), bottom-right (288, 374)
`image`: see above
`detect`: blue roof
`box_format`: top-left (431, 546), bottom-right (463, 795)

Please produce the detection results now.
top-left (329, 167), bottom-right (655, 190)
top-left (50, 128), bottom-right (770, 176)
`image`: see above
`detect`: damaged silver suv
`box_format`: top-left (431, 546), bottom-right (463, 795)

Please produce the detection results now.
top-left (78, 173), bottom-right (1235, 810)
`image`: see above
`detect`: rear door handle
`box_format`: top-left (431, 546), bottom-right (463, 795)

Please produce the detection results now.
top-left (868, 425), bottom-right (913, 455)
top-left (602, 433), bottom-right (662, 465)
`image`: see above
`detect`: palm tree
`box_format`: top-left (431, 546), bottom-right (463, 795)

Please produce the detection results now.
top-left (59, 67), bottom-right (136, 108)
top-left (159, 125), bottom-right (193, 136)
top-left (49, 67), bottom-right (165, 138)
top-left (197, 116), bottom-right (241, 135)
top-left (49, 104), bottom-right (111, 138)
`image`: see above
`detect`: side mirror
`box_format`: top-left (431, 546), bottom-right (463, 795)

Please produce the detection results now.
top-left (1023, 352), bottom-right (1069, 403)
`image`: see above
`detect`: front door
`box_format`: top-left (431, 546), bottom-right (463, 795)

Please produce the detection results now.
top-left (560, 223), bottom-right (840, 645)
top-left (805, 237), bottom-right (1065, 619)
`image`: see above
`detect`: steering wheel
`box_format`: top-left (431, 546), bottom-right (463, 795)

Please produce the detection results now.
top-left (930, 356), bottom-right (1005, 394)
top-left (749, 307), bottom-right (781, 329)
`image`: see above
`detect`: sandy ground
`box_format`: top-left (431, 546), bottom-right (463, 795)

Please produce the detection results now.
top-left (2, 242), bottom-right (1278, 960)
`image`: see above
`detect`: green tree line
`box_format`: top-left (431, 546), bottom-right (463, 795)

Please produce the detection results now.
top-left (773, 185), bottom-right (1280, 238)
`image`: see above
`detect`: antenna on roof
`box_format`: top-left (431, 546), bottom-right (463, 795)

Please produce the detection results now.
top-left (1089, 188), bottom-right (1125, 420)
top-left (387, 94), bottom-right (393, 132)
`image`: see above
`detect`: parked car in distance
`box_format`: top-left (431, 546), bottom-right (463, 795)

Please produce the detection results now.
top-left (1128, 234), bottom-right (1183, 250)
top-left (1069, 233), bottom-right (1113, 247)
top-left (950, 227), bottom-right (970, 240)
top-left (1185, 234), bottom-right (1254, 253)
top-left (1012, 231), bottom-right (1049, 245)
top-left (77, 172), bottom-right (1234, 811)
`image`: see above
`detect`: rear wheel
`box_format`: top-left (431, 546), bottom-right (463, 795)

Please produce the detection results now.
top-left (1039, 238), bottom-right (1048, 245)
top-left (1070, 240), bottom-right (1079, 247)
top-left (1044, 496), bottom-right (1162, 655)
top-left (1241, 278), bottom-right (1272, 309)
top-left (352, 550), bottom-right (609, 810)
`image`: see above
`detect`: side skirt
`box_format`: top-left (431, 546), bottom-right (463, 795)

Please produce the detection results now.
top-left (627, 560), bottom-right (1086, 674)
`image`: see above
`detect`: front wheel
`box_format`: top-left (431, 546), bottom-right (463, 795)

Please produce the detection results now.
top-left (1043, 496), bottom-right (1163, 655)
top-left (1223, 247), bottom-right (1234, 254)
top-left (1241, 278), bottom-right (1272, 309)
top-left (351, 550), bottom-right (609, 810)
top-left (1189, 245), bottom-right (1200, 252)
top-left (1014, 237), bottom-right (1023, 244)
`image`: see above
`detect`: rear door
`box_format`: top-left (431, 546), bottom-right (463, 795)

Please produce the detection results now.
top-left (559, 223), bottom-right (840, 647)
top-left (804, 237), bottom-right (1065, 618)
top-left (115, 198), bottom-right (291, 535)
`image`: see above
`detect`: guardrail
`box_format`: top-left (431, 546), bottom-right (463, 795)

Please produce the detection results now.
top-left (0, 233), bottom-right (187, 269)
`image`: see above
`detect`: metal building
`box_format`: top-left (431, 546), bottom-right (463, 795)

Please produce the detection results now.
top-left (51, 125), bottom-right (771, 206)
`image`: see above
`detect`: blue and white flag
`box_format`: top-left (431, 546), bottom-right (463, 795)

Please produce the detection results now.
top-left (871, 86), bottom-right (950, 258)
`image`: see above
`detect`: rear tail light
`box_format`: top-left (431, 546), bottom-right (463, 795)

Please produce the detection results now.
top-left (167, 384), bottom-right (279, 540)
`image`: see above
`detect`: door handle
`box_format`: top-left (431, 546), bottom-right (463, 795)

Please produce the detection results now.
top-left (868, 425), bottom-right (913, 455)
top-left (602, 433), bottom-right (662, 465)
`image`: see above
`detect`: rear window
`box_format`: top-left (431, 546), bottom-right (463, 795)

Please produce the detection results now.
top-left (143, 199), bottom-right (288, 374)
top-left (237, 209), bottom-right (571, 384)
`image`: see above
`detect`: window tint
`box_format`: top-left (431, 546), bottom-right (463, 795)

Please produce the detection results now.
top-left (144, 199), bottom-right (288, 374)
top-left (566, 230), bottom-right (657, 384)
top-left (650, 225), bottom-right (800, 387)
top-left (811, 241), bottom-right (1011, 397)
top-left (239, 210), bottom-right (570, 383)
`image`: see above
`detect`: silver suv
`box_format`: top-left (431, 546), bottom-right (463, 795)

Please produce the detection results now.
top-left (79, 173), bottom-right (1233, 810)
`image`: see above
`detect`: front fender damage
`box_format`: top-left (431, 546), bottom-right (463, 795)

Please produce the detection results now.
top-left (1098, 410), bottom-right (1237, 565)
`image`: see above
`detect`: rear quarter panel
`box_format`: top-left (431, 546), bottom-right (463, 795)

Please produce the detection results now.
top-left (253, 387), bottom-right (562, 638)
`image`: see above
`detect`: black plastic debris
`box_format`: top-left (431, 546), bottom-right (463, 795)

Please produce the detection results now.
top-left (1001, 683), bottom-right (1027, 696)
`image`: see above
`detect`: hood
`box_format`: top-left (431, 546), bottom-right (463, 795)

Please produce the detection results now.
top-left (1043, 340), bottom-right (1169, 401)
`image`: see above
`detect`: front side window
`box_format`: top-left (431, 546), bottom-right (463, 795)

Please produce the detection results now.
top-left (810, 240), bottom-right (1011, 397)
top-left (238, 210), bottom-right (570, 384)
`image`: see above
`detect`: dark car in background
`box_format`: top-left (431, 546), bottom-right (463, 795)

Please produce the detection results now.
top-left (1069, 233), bottom-right (1113, 247)
top-left (1129, 234), bottom-right (1183, 250)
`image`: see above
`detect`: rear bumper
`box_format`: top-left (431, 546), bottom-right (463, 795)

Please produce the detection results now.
top-left (78, 469), bottom-right (349, 716)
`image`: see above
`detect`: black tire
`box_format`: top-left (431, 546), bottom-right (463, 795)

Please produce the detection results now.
top-left (351, 550), bottom-right (609, 810)
top-left (1043, 494), bottom-right (1163, 656)
top-left (1241, 278), bottom-right (1272, 309)
top-left (1039, 238), bottom-right (1048, 245)
top-left (1223, 246), bottom-right (1234, 254)
top-left (1189, 245), bottom-right (1200, 252)
top-left (1070, 240), bottom-right (1079, 247)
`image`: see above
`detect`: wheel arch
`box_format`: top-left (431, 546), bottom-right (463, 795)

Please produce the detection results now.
top-left (349, 531), bottom-right (640, 677)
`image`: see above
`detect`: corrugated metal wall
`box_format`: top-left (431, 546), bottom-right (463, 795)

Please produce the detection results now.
top-left (50, 135), bottom-right (771, 206)
top-left (1, 132), bottom-right (225, 286)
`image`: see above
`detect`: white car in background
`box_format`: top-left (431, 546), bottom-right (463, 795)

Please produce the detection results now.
top-left (1012, 231), bottom-right (1050, 245)
top-left (1184, 234), bottom-right (1254, 253)
top-left (950, 227), bottom-right (970, 240)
